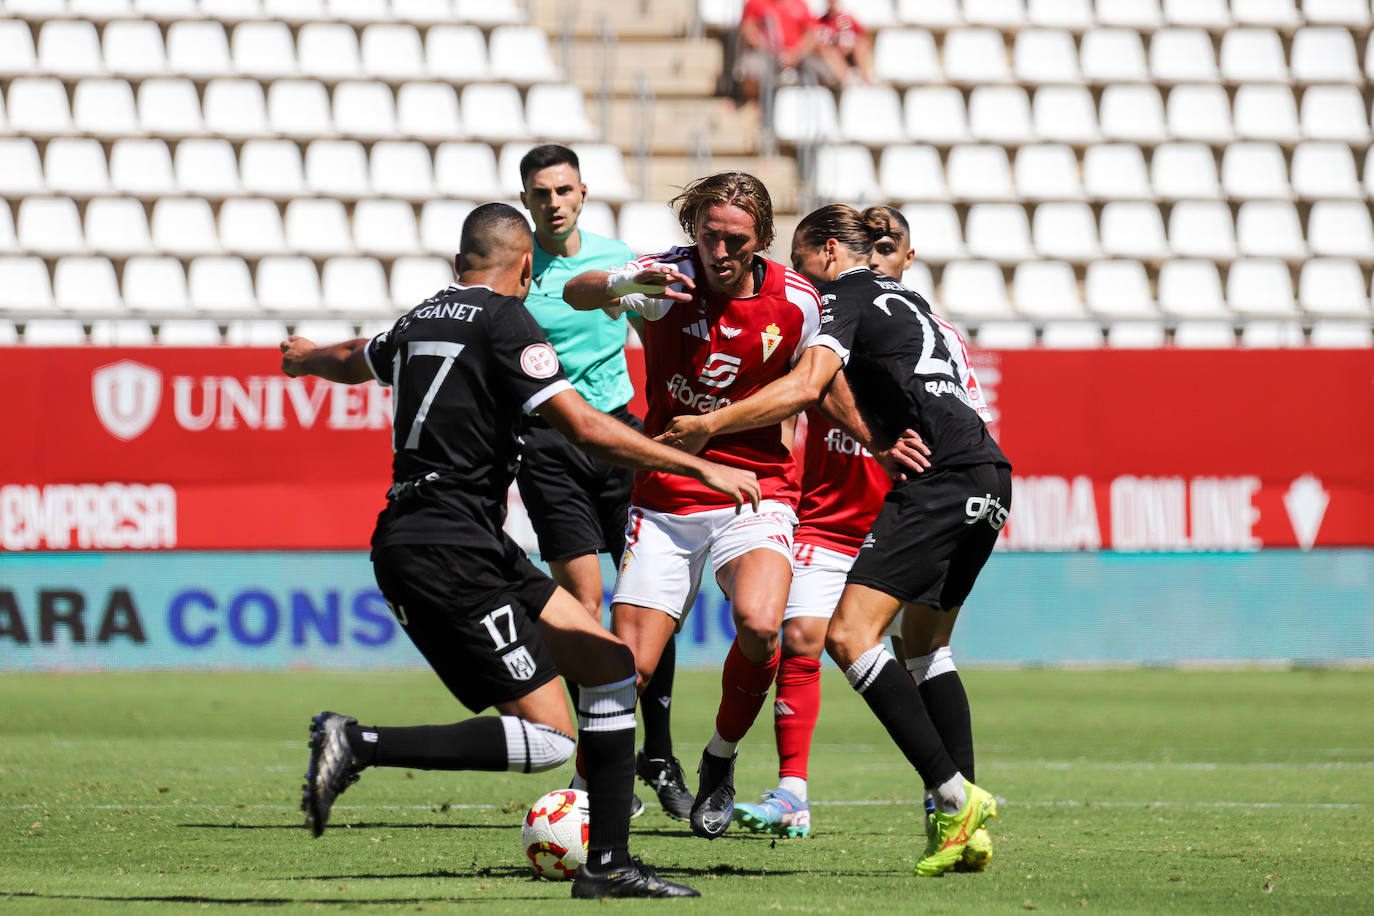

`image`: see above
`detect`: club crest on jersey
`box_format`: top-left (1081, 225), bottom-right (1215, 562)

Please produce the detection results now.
top-left (760, 323), bottom-right (783, 361)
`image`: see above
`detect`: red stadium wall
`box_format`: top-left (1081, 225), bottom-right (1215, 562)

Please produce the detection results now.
top-left (3, 347), bottom-right (1372, 551)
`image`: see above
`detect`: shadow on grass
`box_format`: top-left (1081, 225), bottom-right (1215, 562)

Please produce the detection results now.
top-left (178, 821), bottom-right (508, 831)
top-left (0, 891), bottom-right (555, 906)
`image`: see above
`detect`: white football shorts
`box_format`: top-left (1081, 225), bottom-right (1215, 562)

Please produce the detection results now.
top-left (612, 500), bottom-right (798, 621)
top-left (785, 541), bottom-right (906, 636)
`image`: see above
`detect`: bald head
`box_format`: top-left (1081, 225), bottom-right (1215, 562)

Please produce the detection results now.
top-left (456, 203), bottom-right (536, 297)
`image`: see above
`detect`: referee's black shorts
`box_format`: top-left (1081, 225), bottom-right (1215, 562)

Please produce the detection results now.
top-left (847, 463), bottom-right (1012, 612)
top-left (516, 404), bottom-right (640, 565)
top-left (371, 537), bottom-right (560, 713)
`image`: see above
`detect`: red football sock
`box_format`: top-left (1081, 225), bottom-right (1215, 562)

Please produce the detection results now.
top-left (774, 655), bottom-right (822, 781)
top-left (714, 639), bottom-right (781, 743)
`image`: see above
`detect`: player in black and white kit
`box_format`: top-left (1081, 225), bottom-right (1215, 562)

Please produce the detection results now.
top-left (280, 204), bottom-right (759, 899)
top-left (653, 204), bottom-right (1009, 876)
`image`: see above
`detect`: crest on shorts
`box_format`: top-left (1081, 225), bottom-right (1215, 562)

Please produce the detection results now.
top-left (501, 646), bottom-right (538, 681)
top-left (760, 323), bottom-right (783, 362)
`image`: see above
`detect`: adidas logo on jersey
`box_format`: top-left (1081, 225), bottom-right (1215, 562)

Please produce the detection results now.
top-left (682, 318), bottom-right (709, 339)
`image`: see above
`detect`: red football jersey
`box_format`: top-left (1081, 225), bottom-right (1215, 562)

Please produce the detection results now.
top-left (620, 247), bottom-right (822, 513)
top-left (795, 410), bottom-right (891, 556)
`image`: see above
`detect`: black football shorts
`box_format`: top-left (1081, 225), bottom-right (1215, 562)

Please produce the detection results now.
top-left (371, 539), bottom-right (560, 712)
top-left (516, 405), bottom-right (640, 565)
top-left (846, 463), bottom-right (1012, 611)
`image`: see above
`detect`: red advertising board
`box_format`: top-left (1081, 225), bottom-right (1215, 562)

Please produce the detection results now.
top-left (2, 347), bottom-right (1372, 551)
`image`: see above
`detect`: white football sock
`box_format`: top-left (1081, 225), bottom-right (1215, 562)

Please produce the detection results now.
top-left (777, 776), bottom-right (808, 802)
top-left (705, 730), bottom-right (738, 759)
top-left (935, 773), bottom-right (967, 814)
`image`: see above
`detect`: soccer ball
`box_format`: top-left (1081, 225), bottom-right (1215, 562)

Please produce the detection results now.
top-left (521, 788), bottom-right (590, 880)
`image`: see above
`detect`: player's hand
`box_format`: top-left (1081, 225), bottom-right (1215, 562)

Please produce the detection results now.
top-left (874, 428), bottom-right (931, 481)
top-left (699, 463), bottom-right (760, 514)
top-left (612, 264), bottom-right (695, 302)
top-left (279, 336), bottom-right (317, 377)
top-left (654, 414), bottom-right (712, 455)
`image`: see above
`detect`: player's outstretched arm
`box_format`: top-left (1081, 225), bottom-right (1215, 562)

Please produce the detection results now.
top-left (562, 264), bottom-right (695, 313)
top-left (279, 336), bottom-right (374, 384)
top-left (819, 372), bottom-right (930, 479)
top-left (536, 389), bottom-right (759, 511)
top-left (655, 346), bottom-right (844, 455)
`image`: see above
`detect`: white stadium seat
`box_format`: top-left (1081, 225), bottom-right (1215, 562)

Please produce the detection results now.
top-left (72, 79), bottom-right (139, 137)
top-left (617, 201), bottom-right (685, 256)
top-left (204, 79), bottom-right (270, 139)
top-left (1041, 321), bottom-right (1103, 348)
top-left (963, 0), bottom-right (1026, 28)
top-left (1310, 321), bottom-right (1374, 347)
top-left (495, 142), bottom-right (535, 197)
top-left (292, 319), bottom-right (359, 341)
top-left (1235, 201), bottom-right (1307, 259)
top-left (419, 199), bottom-right (475, 255)
top-left (393, 0), bottom-right (453, 25)
top-left (1220, 142), bottom-right (1291, 199)
top-left (304, 140), bottom-right (370, 197)
top-left (268, 80), bottom-right (335, 139)
top-left (1167, 84), bottom-right (1235, 143)
top-left (1031, 86), bottom-right (1101, 145)
top-left (189, 257), bottom-right (257, 313)
top-left (151, 198), bottom-right (220, 256)
top-left (1026, 0), bottom-right (1092, 30)
top-left (1298, 259), bottom-right (1369, 316)
top-left (461, 83), bottom-right (530, 141)
top-left (85, 197), bottom-right (153, 256)
top-left (1159, 259), bottom-right (1229, 317)
top-left (370, 140), bottom-right (435, 199)
top-left (333, 80), bottom-right (397, 140)
top-left (0, 139), bottom-right (44, 196)
top-left (102, 20), bottom-right (168, 78)
top-left (1290, 142), bottom-right (1360, 199)
top-left (1239, 320), bottom-right (1304, 347)
top-left (1151, 142), bottom-right (1221, 200)
top-left (1099, 201), bottom-right (1169, 260)
top-left (774, 86), bottom-right (840, 143)
top-left (353, 199), bottom-right (421, 257)
top-left (23, 320), bottom-right (89, 345)
top-left (1097, 0), bottom-right (1162, 28)
top-left (1082, 144), bottom-right (1152, 201)
top-left (44, 138), bottom-right (110, 197)
top-left (1163, 0), bottom-right (1230, 27)
top-left (525, 84), bottom-right (595, 142)
top-left (1085, 259), bottom-right (1156, 318)
top-left (904, 87), bottom-right (971, 146)
top-left (967, 86), bottom-right (1033, 144)
top-left (1364, 149), bottom-right (1374, 197)
top-left (839, 85), bottom-right (906, 145)
top-left (815, 145), bottom-right (879, 203)
top-left (53, 257), bottom-right (124, 313)
top-left (391, 256), bottom-right (453, 308)
top-left (879, 145), bottom-right (947, 201)
top-left (233, 21), bottom-right (298, 79)
top-left (902, 261), bottom-right (934, 300)
top-left (947, 145), bottom-right (1015, 201)
top-left (1169, 200), bottom-right (1238, 260)
top-left (1231, 0), bottom-right (1302, 29)
top-left (37, 20), bottom-right (104, 78)
top-left (360, 24), bottom-right (426, 82)
top-left (1307, 201), bottom-right (1374, 259)
top-left (577, 201), bottom-right (616, 241)
top-left (1013, 144), bottom-right (1083, 201)
top-left (940, 260), bottom-right (1014, 320)
top-left (328, 0), bottom-right (393, 24)
top-left (200, 0), bottom-right (265, 21)
top-left (225, 318), bottom-right (289, 345)
top-left (321, 257), bottom-right (389, 313)
top-left (942, 28), bottom-right (1011, 84)
top-left (88, 318), bottom-right (152, 345)
top-left (1226, 258), bottom-right (1297, 316)
top-left (174, 138), bottom-right (240, 197)
top-left (576, 145), bottom-right (635, 202)
top-left (902, 203), bottom-right (967, 262)
top-left (842, 0), bottom-right (898, 28)
top-left (1080, 28), bottom-right (1149, 84)
top-left (17, 197), bottom-right (84, 255)
top-left (256, 256), bottom-right (322, 313)
top-left (1106, 322), bottom-right (1167, 348)
top-left (263, 0), bottom-right (326, 21)
top-left (0, 20), bottom-right (38, 79)
top-left (0, 257), bottom-right (55, 313)
top-left (7, 77), bottom-right (75, 136)
top-left (488, 26), bottom-right (560, 84)
top-left (1290, 27), bottom-right (1361, 83)
top-left (122, 256), bottom-right (189, 313)
top-left (110, 139), bottom-right (176, 196)
top-left (1099, 85), bottom-right (1167, 144)
top-left (1012, 28), bottom-right (1080, 84)
top-left (1012, 260), bottom-right (1085, 319)
top-left (154, 317), bottom-right (220, 343)
top-left (425, 25), bottom-right (490, 82)
top-left (1232, 85), bottom-right (1301, 143)
top-left (873, 28), bottom-right (940, 86)
top-left (1300, 85), bottom-right (1370, 142)
top-left (973, 320), bottom-right (1036, 349)
top-left (1150, 29), bottom-right (1218, 83)
top-left (166, 21), bottom-right (232, 79)
top-left (434, 143), bottom-right (500, 200)
top-left (454, 0), bottom-right (523, 24)
top-left (964, 203), bottom-right (1034, 262)
top-left (298, 23), bottom-right (362, 82)
top-left (897, 0), bottom-right (962, 28)
top-left (1304, 0), bottom-right (1372, 27)
top-left (285, 198), bottom-right (353, 255)
top-left (137, 78), bottom-right (204, 136)
top-left (219, 198), bottom-right (286, 256)
top-left (241, 139), bottom-right (306, 197)
top-left (1031, 202), bottom-right (1101, 261)
top-left (1219, 28), bottom-right (1288, 83)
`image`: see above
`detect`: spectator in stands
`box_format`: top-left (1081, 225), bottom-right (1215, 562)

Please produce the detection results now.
top-left (816, 1), bottom-right (874, 85)
top-left (735, 0), bottom-right (849, 102)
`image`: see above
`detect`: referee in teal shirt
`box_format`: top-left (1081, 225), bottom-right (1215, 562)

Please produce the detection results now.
top-left (516, 145), bottom-right (693, 820)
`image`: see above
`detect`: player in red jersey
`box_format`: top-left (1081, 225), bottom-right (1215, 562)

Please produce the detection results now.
top-left (564, 173), bottom-right (828, 839)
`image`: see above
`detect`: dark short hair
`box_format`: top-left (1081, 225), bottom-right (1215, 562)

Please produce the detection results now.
top-left (459, 202), bottom-right (533, 269)
top-left (519, 144), bottom-right (581, 188)
top-left (862, 205), bottom-right (910, 246)
top-left (795, 204), bottom-right (882, 257)
top-left (670, 172), bottom-right (775, 250)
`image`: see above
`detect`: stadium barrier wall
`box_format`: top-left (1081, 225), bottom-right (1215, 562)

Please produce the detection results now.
top-left (2, 550), bottom-right (1370, 672)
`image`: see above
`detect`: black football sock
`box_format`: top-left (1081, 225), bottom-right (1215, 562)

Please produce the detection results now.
top-left (918, 671), bottom-right (975, 783)
top-left (639, 634), bottom-right (677, 759)
top-left (577, 676), bottom-right (638, 871)
top-left (565, 678), bottom-right (580, 710)
top-left (346, 719), bottom-right (509, 771)
top-left (844, 645), bottom-right (960, 789)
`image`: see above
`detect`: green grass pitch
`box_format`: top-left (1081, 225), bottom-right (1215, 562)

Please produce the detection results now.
top-left (2, 668), bottom-right (1370, 913)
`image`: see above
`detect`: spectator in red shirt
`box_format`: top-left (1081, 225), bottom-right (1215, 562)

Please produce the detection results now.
top-left (816, 0), bottom-right (875, 84)
top-left (735, 0), bottom-right (849, 102)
